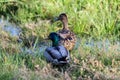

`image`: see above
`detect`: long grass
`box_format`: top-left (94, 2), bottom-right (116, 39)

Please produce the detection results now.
top-left (0, 0), bottom-right (120, 80)
top-left (0, 0), bottom-right (120, 38)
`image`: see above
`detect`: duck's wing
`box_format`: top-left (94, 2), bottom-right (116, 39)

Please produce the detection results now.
top-left (58, 30), bottom-right (76, 42)
top-left (44, 51), bottom-right (54, 62)
top-left (56, 46), bottom-right (70, 63)
top-left (59, 30), bottom-right (77, 50)
top-left (55, 45), bottom-right (69, 58)
top-left (44, 47), bottom-right (63, 62)
top-left (58, 30), bottom-right (70, 39)
top-left (44, 46), bottom-right (70, 63)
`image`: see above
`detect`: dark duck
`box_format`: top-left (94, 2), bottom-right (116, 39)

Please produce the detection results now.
top-left (53, 13), bottom-right (77, 51)
top-left (44, 32), bottom-right (70, 65)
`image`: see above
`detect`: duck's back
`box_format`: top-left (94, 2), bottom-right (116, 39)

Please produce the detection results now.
top-left (44, 45), bottom-right (69, 63)
top-left (58, 29), bottom-right (77, 50)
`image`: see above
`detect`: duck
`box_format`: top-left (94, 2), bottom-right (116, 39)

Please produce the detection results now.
top-left (53, 13), bottom-right (77, 50)
top-left (44, 32), bottom-right (70, 65)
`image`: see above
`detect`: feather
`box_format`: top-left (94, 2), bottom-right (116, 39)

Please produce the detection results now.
top-left (44, 32), bottom-right (70, 65)
top-left (53, 13), bottom-right (77, 50)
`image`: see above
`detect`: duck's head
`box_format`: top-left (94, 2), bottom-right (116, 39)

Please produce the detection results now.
top-left (48, 32), bottom-right (63, 46)
top-left (54, 13), bottom-right (68, 23)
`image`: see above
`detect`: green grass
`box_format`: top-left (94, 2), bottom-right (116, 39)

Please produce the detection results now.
top-left (0, 40), bottom-right (120, 80)
top-left (0, 0), bottom-right (120, 39)
top-left (0, 0), bottom-right (120, 80)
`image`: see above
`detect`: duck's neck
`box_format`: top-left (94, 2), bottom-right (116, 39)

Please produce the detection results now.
top-left (62, 19), bottom-right (69, 30)
top-left (52, 41), bottom-right (61, 47)
top-left (52, 38), bottom-right (61, 47)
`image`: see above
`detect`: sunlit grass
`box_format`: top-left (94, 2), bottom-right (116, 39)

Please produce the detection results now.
top-left (0, 0), bottom-right (120, 80)
top-left (0, 0), bottom-right (120, 38)
top-left (0, 39), bottom-right (120, 79)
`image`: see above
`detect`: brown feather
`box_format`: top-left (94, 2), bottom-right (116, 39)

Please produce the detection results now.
top-left (54, 13), bottom-right (77, 50)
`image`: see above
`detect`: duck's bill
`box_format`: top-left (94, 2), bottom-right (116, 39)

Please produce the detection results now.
top-left (53, 17), bottom-right (60, 22)
top-left (50, 16), bottom-right (60, 24)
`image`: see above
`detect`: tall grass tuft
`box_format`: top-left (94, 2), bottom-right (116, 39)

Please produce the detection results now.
top-left (0, 0), bottom-right (120, 38)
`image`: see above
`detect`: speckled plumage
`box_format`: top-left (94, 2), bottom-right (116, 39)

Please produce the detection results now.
top-left (54, 13), bottom-right (77, 50)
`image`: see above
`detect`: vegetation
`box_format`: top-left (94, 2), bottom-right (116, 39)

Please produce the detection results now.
top-left (0, 0), bottom-right (120, 80)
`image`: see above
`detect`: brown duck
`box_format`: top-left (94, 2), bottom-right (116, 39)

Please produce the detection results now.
top-left (54, 13), bottom-right (77, 50)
